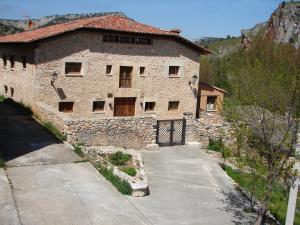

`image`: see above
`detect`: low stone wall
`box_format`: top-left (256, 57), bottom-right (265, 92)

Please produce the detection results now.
top-left (184, 112), bottom-right (235, 147)
top-left (35, 102), bottom-right (156, 149)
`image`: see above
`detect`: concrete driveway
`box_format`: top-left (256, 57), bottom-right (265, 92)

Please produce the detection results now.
top-left (126, 145), bottom-right (256, 225)
top-left (0, 101), bottom-right (148, 225)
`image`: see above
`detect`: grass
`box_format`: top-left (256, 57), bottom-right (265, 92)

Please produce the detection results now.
top-left (109, 151), bottom-right (132, 166)
top-left (208, 138), bottom-right (224, 152)
top-left (97, 165), bottom-right (132, 195)
top-left (0, 95), bottom-right (5, 101)
top-left (42, 121), bottom-right (66, 142)
top-left (122, 167), bottom-right (137, 177)
top-left (224, 166), bottom-right (299, 224)
top-left (72, 144), bottom-right (84, 158)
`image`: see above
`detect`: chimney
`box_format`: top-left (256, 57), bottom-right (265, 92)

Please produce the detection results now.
top-left (169, 28), bottom-right (182, 34)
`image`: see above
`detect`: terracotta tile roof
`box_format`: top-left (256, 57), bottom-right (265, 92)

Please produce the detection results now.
top-left (0, 15), bottom-right (211, 54)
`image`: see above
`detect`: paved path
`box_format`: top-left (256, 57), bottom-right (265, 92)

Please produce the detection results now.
top-left (0, 103), bottom-right (148, 225)
top-left (126, 145), bottom-right (256, 225)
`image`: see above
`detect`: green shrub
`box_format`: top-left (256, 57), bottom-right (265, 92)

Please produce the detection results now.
top-left (73, 144), bottom-right (84, 157)
top-left (224, 166), bottom-right (292, 224)
top-left (122, 167), bottom-right (137, 177)
top-left (42, 122), bottom-right (66, 142)
top-left (98, 165), bottom-right (132, 195)
top-left (0, 95), bottom-right (5, 101)
top-left (109, 151), bottom-right (132, 166)
top-left (208, 138), bottom-right (224, 152)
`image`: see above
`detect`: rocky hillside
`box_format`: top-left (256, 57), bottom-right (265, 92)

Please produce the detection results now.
top-left (0, 12), bottom-right (126, 36)
top-left (267, 1), bottom-right (300, 48)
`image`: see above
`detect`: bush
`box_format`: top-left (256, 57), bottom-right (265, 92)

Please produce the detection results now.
top-left (98, 166), bottom-right (132, 195)
top-left (73, 144), bottom-right (84, 157)
top-left (109, 151), bottom-right (132, 166)
top-left (122, 167), bottom-right (137, 177)
top-left (0, 95), bottom-right (5, 101)
top-left (208, 138), bottom-right (224, 152)
top-left (42, 122), bottom-right (66, 142)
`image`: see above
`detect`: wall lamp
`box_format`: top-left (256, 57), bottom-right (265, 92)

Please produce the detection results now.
top-left (51, 72), bottom-right (58, 85)
top-left (189, 75), bottom-right (198, 85)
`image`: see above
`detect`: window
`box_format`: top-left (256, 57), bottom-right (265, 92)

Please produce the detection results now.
top-left (169, 66), bottom-right (180, 76)
top-left (59, 102), bottom-right (74, 113)
top-left (145, 102), bottom-right (155, 112)
top-left (119, 66), bottom-right (133, 88)
top-left (206, 96), bottom-right (217, 111)
top-left (65, 62), bottom-right (82, 75)
top-left (168, 101), bottom-right (179, 111)
top-left (9, 55), bottom-right (15, 69)
top-left (22, 56), bottom-right (26, 69)
top-left (140, 67), bottom-right (146, 76)
top-left (106, 65), bottom-right (112, 75)
top-left (4, 85), bottom-right (8, 94)
top-left (103, 34), bottom-right (152, 45)
top-left (10, 87), bottom-right (14, 97)
top-left (93, 101), bottom-right (105, 112)
top-left (2, 55), bottom-right (7, 67)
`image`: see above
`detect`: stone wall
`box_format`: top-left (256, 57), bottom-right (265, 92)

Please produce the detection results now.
top-left (35, 102), bottom-right (156, 149)
top-left (184, 112), bottom-right (235, 147)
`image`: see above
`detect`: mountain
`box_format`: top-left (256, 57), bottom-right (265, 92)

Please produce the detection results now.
top-left (0, 12), bottom-right (126, 36)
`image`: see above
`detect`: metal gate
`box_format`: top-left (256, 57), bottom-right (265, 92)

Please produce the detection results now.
top-left (156, 119), bottom-right (186, 146)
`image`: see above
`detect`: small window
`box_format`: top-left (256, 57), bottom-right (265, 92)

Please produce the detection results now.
top-left (22, 56), bottom-right (26, 69)
top-left (169, 66), bottom-right (180, 76)
top-left (9, 55), bottom-right (15, 69)
top-left (65, 62), bottom-right (82, 75)
top-left (10, 87), bottom-right (14, 97)
top-left (106, 65), bottom-right (112, 75)
top-left (168, 101), bottom-right (179, 111)
top-left (4, 85), bottom-right (8, 94)
top-left (145, 102), bottom-right (155, 112)
top-left (140, 67), bottom-right (146, 76)
top-left (93, 101), bottom-right (105, 112)
top-left (2, 55), bottom-right (7, 67)
top-left (59, 102), bottom-right (74, 113)
top-left (206, 96), bottom-right (217, 111)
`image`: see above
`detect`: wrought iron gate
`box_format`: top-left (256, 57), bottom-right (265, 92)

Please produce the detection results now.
top-left (156, 119), bottom-right (186, 146)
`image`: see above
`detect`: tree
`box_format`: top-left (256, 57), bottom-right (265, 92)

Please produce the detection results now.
top-left (223, 38), bottom-right (300, 224)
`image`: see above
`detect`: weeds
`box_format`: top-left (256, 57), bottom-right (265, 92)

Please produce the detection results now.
top-left (109, 151), bottom-right (132, 166)
top-left (122, 167), bottom-right (137, 177)
top-left (42, 122), bottom-right (66, 142)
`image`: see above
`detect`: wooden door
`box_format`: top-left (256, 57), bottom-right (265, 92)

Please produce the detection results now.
top-left (114, 98), bottom-right (136, 117)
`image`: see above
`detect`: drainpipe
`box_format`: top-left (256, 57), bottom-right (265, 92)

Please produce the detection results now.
top-left (285, 119), bottom-right (300, 225)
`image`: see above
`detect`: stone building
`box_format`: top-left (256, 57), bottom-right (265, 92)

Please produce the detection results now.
top-left (0, 15), bottom-right (214, 149)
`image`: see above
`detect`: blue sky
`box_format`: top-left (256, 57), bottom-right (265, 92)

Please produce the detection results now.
top-left (0, 0), bottom-right (283, 39)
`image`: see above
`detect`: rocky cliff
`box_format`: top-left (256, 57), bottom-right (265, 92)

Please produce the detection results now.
top-left (0, 12), bottom-right (126, 36)
top-left (267, 1), bottom-right (300, 48)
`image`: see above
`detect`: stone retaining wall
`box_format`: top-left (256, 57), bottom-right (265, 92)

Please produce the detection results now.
top-left (35, 102), bottom-right (156, 149)
top-left (184, 112), bottom-right (235, 147)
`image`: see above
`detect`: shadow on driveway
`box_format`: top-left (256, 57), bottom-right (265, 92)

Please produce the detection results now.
top-left (0, 99), bottom-right (59, 162)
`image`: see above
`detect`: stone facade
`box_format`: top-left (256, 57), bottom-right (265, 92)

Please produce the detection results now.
top-left (184, 112), bottom-right (235, 147)
top-left (35, 102), bottom-right (156, 149)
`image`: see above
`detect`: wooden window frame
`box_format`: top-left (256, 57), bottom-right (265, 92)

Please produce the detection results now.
top-left (206, 96), bottom-right (217, 112)
top-left (59, 102), bottom-right (74, 113)
top-left (106, 65), bottom-right (112, 75)
top-left (22, 56), bottom-right (26, 69)
top-left (4, 85), bottom-right (8, 95)
top-left (119, 66), bottom-right (133, 88)
top-left (2, 55), bottom-right (7, 68)
top-left (10, 87), bottom-right (14, 97)
top-left (9, 55), bottom-right (15, 69)
top-left (65, 62), bottom-right (82, 76)
top-left (169, 66), bottom-right (180, 76)
top-left (145, 102), bottom-right (155, 112)
top-left (168, 101), bottom-right (179, 111)
top-left (140, 67), bottom-right (146, 76)
top-left (93, 101), bottom-right (105, 112)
